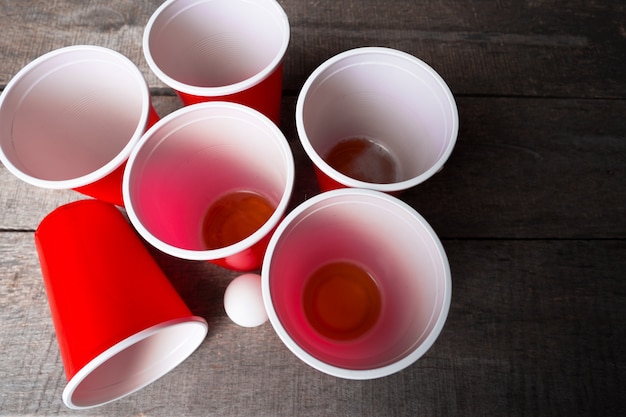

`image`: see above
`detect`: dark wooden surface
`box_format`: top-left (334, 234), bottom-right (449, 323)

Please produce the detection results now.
top-left (1, 1), bottom-right (624, 416)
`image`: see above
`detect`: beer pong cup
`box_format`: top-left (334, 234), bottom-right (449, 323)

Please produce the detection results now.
top-left (262, 189), bottom-right (451, 379)
top-left (296, 47), bottom-right (459, 194)
top-left (123, 102), bottom-right (294, 271)
top-left (0, 45), bottom-right (159, 207)
top-left (35, 200), bottom-right (207, 409)
top-left (143, 0), bottom-right (289, 125)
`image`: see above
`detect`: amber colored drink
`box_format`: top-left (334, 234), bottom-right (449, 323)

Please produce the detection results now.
top-left (202, 190), bottom-right (275, 249)
top-left (324, 137), bottom-right (398, 184)
top-left (303, 261), bottom-right (382, 341)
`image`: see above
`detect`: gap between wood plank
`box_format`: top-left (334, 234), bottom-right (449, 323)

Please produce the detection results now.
top-left (1, 229), bottom-right (624, 243)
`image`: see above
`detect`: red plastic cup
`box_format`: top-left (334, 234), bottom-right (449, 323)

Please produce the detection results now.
top-left (262, 189), bottom-right (451, 379)
top-left (123, 102), bottom-right (294, 271)
top-left (296, 47), bottom-right (459, 194)
top-left (0, 45), bottom-right (159, 207)
top-left (35, 200), bottom-right (207, 409)
top-left (143, 0), bottom-right (289, 126)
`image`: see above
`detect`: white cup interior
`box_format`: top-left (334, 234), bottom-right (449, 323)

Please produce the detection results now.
top-left (262, 189), bottom-right (451, 379)
top-left (0, 46), bottom-right (149, 189)
top-left (144, 0), bottom-right (289, 95)
top-left (63, 317), bottom-right (207, 409)
top-left (296, 47), bottom-right (458, 191)
top-left (124, 102), bottom-right (294, 261)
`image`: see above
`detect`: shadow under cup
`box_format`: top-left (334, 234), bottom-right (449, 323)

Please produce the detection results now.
top-left (262, 189), bottom-right (452, 379)
top-left (123, 102), bottom-right (294, 271)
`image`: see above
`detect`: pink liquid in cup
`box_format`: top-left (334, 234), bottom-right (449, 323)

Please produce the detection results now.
top-left (0, 45), bottom-right (158, 206)
top-left (143, 0), bottom-right (289, 126)
top-left (262, 189), bottom-right (451, 379)
top-left (123, 102), bottom-right (294, 271)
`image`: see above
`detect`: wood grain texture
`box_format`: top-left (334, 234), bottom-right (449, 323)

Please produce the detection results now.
top-left (285, 0), bottom-right (626, 98)
top-left (0, 1), bottom-right (623, 98)
top-left (284, 95), bottom-right (626, 240)
top-left (0, 0), bottom-right (624, 415)
top-left (1, 235), bottom-right (624, 416)
top-left (4, 95), bottom-right (622, 238)
top-left (403, 97), bottom-right (626, 239)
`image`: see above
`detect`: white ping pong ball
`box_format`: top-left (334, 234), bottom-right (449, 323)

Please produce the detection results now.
top-left (224, 273), bottom-right (268, 327)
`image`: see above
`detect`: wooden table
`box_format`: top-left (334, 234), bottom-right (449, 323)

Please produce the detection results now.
top-left (1, 1), bottom-right (624, 415)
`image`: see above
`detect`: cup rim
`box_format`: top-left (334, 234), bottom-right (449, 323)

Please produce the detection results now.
top-left (261, 188), bottom-right (452, 379)
top-left (122, 101), bottom-right (295, 261)
top-left (142, 0), bottom-right (290, 97)
top-left (295, 46), bottom-right (459, 193)
top-left (62, 316), bottom-right (208, 409)
top-left (0, 45), bottom-right (152, 190)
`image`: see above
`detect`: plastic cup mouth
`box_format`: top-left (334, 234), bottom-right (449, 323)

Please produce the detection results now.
top-left (63, 317), bottom-right (207, 409)
top-left (143, 0), bottom-right (290, 97)
top-left (0, 45), bottom-right (151, 190)
top-left (262, 189), bottom-right (452, 379)
top-left (295, 47), bottom-right (459, 193)
top-left (123, 101), bottom-right (295, 262)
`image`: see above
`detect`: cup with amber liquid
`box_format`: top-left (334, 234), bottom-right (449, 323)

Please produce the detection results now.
top-left (261, 189), bottom-right (451, 379)
top-left (296, 47), bottom-right (459, 195)
top-left (123, 102), bottom-right (294, 271)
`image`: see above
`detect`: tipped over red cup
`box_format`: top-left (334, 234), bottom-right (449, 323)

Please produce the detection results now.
top-left (35, 199), bottom-right (207, 409)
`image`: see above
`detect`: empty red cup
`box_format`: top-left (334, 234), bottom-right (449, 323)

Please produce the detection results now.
top-left (35, 199), bottom-right (207, 409)
top-left (143, 0), bottom-right (289, 125)
top-left (0, 45), bottom-right (159, 206)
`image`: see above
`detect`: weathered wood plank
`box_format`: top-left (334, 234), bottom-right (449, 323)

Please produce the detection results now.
top-left (1, 234), bottom-right (624, 415)
top-left (284, 95), bottom-right (626, 240)
top-left (285, 0), bottom-right (626, 98)
top-left (0, 1), bottom-right (623, 98)
top-left (0, 2), bottom-right (623, 416)
top-left (402, 97), bottom-right (626, 239)
top-left (2, 95), bottom-right (624, 239)
top-left (0, 0), bottom-right (158, 83)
